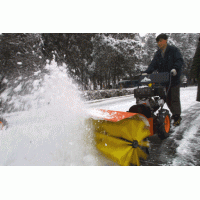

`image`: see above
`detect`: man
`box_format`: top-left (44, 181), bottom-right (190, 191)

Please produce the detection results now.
top-left (144, 33), bottom-right (184, 126)
top-left (191, 36), bottom-right (200, 102)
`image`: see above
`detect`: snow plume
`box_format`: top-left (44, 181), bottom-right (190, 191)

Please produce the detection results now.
top-left (0, 60), bottom-right (100, 165)
top-left (1, 71), bottom-right (44, 113)
top-left (1, 60), bottom-right (82, 113)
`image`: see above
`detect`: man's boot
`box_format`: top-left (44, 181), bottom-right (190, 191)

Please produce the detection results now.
top-left (173, 114), bottom-right (182, 126)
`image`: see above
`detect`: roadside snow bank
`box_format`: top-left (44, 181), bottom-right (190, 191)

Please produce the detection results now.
top-left (82, 88), bottom-right (135, 100)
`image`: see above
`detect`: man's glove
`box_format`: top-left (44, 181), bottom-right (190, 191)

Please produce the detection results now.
top-left (171, 69), bottom-right (177, 76)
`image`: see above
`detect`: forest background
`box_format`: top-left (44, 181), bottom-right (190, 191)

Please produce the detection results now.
top-left (0, 33), bottom-right (199, 90)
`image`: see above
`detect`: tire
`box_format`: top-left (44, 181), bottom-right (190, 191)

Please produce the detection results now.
top-left (156, 109), bottom-right (171, 140)
top-left (0, 117), bottom-right (8, 129)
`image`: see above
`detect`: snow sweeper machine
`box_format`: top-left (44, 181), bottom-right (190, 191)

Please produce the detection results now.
top-left (90, 72), bottom-right (172, 166)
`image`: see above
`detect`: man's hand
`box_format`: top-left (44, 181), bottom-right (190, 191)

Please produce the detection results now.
top-left (142, 73), bottom-right (147, 75)
top-left (171, 69), bottom-right (177, 76)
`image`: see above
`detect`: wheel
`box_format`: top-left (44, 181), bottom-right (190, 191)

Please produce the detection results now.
top-left (0, 117), bottom-right (8, 130)
top-left (156, 109), bottom-right (171, 140)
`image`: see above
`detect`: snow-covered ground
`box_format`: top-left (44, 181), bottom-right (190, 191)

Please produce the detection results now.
top-left (0, 62), bottom-right (200, 166)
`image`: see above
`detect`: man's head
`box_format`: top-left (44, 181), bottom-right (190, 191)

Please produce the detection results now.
top-left (156, 33), bottom-right (168, 50)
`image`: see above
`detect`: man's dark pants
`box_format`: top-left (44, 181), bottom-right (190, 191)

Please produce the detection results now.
top-left (166, 84), bottom-right (181, 116)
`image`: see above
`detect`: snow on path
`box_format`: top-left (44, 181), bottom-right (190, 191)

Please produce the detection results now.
top-left (171, 103), bottom-right (200, 165)
top-left (180, 86), bottom-right (198, 113)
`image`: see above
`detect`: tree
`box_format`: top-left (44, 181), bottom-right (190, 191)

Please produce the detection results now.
top-left (170, 33), bottom-right (199, 80)
top-left (0, 33), bottom-right (45, 79)
top-left (142, 33), bottom-right (157, 66)
top-left (41, 33), bottom-right (95, 88)
top-left (91, 33), bottom-right (143, 89)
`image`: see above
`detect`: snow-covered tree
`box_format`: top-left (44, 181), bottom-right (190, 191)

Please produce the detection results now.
top-left (0, 33), bottom-right (45, 79)
top-left (170, 33), bottom-right (199, 79)
top-left (41, 33), bottom-right (95, 89)
top-left (91, 33), bottom-right (143, 89)
top-left (142, 33), bottom-right (157, 66)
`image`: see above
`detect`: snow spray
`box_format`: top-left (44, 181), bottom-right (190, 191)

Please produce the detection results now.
top-left (0, 61), bottom-right (101, 165)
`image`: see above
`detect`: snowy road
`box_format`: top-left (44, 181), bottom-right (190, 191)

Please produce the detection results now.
top-left (87, 94), bottom-right (137, 111)
top-left (87, 86), bottom-right (197, 113)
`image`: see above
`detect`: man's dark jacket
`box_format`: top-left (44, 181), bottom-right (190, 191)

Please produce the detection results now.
top-left (144, 45), bottom-right (184, 86)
